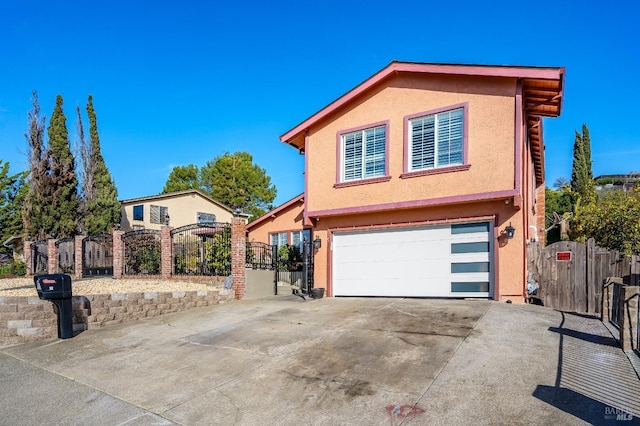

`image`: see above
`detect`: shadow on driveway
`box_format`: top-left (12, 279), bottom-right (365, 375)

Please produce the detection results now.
top-left (534, 312), bottom-right (640, 425)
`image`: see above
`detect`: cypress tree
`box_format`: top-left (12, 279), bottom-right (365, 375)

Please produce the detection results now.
top-left (82, 95), bottom-right (120, 234)
top-left (76, 104), bottom-right (90, 221)
top-left (570, 124), bottom-right (595, 206)
top-left (22, 91), bottom-right (52, 241)
top-left (47, 95), bottom-right (79, 237)
top-left (581, 124), bottom-right (593, 181)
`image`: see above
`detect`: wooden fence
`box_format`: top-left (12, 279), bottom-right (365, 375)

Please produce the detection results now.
top-left (527, 238), bottom-right (640, 314)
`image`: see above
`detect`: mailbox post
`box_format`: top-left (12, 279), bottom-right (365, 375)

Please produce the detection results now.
top-left (34, 274), bottom-right (74, 339)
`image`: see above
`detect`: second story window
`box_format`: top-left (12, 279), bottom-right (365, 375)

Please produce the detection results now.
top-left (150, 205), bottom-right (168, 224)
top-left (133, 205), bottom-right (144, 221)
top-left (197, 212), bottom-right (216, 224)
top-left (408, 107), bottom-right (464, 171)
top-left (341, 124), bottom-right (386, 182)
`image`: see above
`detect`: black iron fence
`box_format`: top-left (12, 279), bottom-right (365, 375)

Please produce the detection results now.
top-left (82, 234), bottom-right (113, 276)
top-left (123, 229), bottom-right (161, 276)
top-left (246, 242), bottom-right (276, 270)
top-left (172, 223), bottom-right (231, 277)
top-left (31, 241), bottom-right (48, 274)
top-left (55, 238), bottom-right (75, 274)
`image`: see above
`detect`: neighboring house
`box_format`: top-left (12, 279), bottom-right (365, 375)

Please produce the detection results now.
top-left (276, 61), bottom-right (564, 301)
top-left (2, 235), bottom-right (23, 262)
top-left (594, 173), bottom-right (638, 193)
top-left (120, 189), bottom-right (234, 231)
top-left (246, 193), bottom-right (310, 252)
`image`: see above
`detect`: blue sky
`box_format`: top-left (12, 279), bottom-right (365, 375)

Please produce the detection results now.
top-left (1, 1), bottom-right (638, 205)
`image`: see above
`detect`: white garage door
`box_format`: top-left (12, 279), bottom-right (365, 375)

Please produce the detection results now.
top-left (332, 222), bottom-right (493, 297)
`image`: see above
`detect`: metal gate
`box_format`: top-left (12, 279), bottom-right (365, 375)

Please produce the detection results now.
top-left (301, 239), bottom-right (315, 296)
top-left (82, 234), bottom-right (113, 276)
top-left (31, 241), bottom-right (48, 274)
top-left (55, 238), bottom-right (75, 274)
top-left (246, 242), bottom-right (278, 295)
top-left (122, 229), bottom-right (161, 276)
top-left (171, 223), bottom-right (231, 277)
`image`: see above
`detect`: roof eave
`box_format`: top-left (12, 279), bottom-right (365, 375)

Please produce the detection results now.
top-left (246, 193), bottom-right (304, 231)
top-left (280, 61), bottom-right (565, 147)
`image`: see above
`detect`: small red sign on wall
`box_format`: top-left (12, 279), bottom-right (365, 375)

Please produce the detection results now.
top-left (556, 251), bottom-right (572, 261)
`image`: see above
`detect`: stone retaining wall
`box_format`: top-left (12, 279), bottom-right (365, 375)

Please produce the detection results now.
top-left (0, 289), bottom-right (234, 347)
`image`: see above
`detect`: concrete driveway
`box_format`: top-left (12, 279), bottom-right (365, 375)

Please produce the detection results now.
top-left (1, 296), bottom-right (639, 425)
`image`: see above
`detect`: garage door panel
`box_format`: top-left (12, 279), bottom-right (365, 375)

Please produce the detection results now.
top-left (333, 222), bottom-right (492, 298)
top-left (334, 258), bottom-right (450, 281)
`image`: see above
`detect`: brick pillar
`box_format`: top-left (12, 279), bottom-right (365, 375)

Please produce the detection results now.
top-left (112, 230), bottom-right (125, 279)
top-left (47, 239), bottom-right (58, 274)
top-left (231, 217), bottom-right (247, 300)
top-left (24, 240), bottom-right (33, 276)
top-left (161, 226), bottom-right (172, 280)
top-left (74, 236), bottom-right (84, 279)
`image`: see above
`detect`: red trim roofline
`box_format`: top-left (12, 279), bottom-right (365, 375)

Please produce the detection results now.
top-left (246, 193), bottom-right (304, 231)
top-left (280, 61), bottom-right (565, 146)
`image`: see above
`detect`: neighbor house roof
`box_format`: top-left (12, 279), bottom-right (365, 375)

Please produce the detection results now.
top-left (2, 235), bottom-right (22, 248)
top-left (280, 60), bottom-right (565, 184)
top-left (245, 193), bottom-right (304, 231)
top-left (119, 189), bottom-right (234, 213)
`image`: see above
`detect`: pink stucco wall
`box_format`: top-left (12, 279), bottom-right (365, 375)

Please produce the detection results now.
top-left (305, 74), bottom-right (517, 215)
top-left (299, 72), bottom-right (538, 302)
top-left (246, 199), bottom-right (306, 244)
top-left (310, 200), bottom-right (525, 301)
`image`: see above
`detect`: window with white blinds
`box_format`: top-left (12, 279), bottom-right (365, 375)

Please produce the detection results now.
top-left (341, 125), bottom-right (386, 182)
top-left (409, 108), bottom-right (463, 171)
top-left (150, 205), bottom-right (168, 224)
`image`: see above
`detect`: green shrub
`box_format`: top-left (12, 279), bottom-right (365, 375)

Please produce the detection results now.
top-left (9, 261), bottom-right (26, 276)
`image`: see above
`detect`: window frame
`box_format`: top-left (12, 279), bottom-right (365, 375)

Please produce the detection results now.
top-left (291, 229), bottom-right (311, 252)
top-left (150, 205), bottom-right (168, 225)
top-left (402, 103), bottom-right (470, 179)
top-left (197, 212), bottom-right (216, 225)
top-left (269, 232), bottom-right (288, 249)
top-left (335, 120), bottom-right (391, 188)
top-left (132, 205), bottom-right (144, 221)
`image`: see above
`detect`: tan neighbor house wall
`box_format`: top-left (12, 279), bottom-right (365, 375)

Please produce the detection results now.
top-left (120, 190), bottom-right (234, 231)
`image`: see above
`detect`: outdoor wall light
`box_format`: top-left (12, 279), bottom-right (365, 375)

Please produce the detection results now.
top-left (313, 236), bottom-right (322, 250)
top-left (164, 214), bottom-right (170, 226)
top-left (505, 223), bottom-right (516, 239)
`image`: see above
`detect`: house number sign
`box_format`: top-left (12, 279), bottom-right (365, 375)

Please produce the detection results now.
top-left (556, 251), bottom-right (572, 261)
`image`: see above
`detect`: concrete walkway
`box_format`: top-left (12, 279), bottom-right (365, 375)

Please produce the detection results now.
top-left (1, 297), bottom-right (639, 425)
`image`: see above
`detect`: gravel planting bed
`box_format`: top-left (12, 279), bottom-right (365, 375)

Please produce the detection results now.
top-left (0, 277), bottom-right (218, 297)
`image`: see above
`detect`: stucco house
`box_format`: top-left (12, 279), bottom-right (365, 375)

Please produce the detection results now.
top-left (120, 189), bottom-right (235, 231)
top-left (246, 193), bottom-right (309, 251)
top-left (258, 61), bottom-right (564, 301)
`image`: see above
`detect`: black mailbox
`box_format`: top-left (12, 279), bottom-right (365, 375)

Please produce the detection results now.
top-left (35, 274), bottom-right (72, 300)
top-left (34, 274), bottom-right (74, 339)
